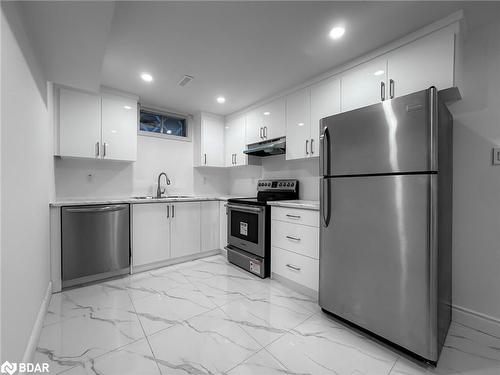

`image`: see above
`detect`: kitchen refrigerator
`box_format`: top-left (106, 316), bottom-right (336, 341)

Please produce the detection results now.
top-left (319, 87), bottom-right (459, 363)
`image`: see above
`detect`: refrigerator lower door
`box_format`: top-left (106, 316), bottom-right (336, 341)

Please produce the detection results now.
top-left (319, 174), bottom-right (438, 361)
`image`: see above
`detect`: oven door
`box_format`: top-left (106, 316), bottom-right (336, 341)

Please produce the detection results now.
top-left (227, 203), bottom-right (266, 258)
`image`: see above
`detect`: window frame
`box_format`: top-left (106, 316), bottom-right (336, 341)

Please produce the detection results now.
top-left (138, 105), bottom-right (192, 142)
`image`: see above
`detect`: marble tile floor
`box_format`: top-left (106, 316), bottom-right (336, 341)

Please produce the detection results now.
top-left (35, 255), bottom-right (500, 375)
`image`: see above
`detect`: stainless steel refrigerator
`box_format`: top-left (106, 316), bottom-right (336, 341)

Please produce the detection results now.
top-left (319, 87), bottom-right (459, 363)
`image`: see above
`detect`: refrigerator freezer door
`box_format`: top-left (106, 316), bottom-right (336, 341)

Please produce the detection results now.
top-left (319, 174), bottom-right (437, 360)
top-left (320, 88), bottom-right (437, 176)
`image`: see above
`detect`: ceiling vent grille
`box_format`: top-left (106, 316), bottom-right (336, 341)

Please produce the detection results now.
top-left (178, 75), bottom-right (194, 87)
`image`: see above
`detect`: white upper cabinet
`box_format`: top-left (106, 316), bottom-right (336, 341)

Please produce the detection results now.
top-left (101, 93), bottom-right (138, 161)
top-left (59, 88), bottom-right (101, 159)
top-left (286, 87), bottom-right (311, 161)
top-left (341, 58), bottom-right (388, 112)
top-left (194, 113), bottom-right (225, 167)
top-left (261, 97), bottom-right (286, 140)
top-left (245, 97), bottom-right (285, 145)
top-left (310, 76), bottom-right (341, 153)
top-left (245, 109), bottom-right (262, 145)
top-left (225, 114), bottom-right (247, 167)
top-left (387, 27), bottom-right (455, 99)
top-left (201, 201), bottom-right (220, 252)
top-left (57, 87), bottom-right (138, 161)
top-left (170, 202), bottom-right (201, 258)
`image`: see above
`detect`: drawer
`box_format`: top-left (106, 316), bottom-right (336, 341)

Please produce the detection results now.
top-left (271, 207), bottom-right (319, 227)
top-left (272, 220), bottom-right (319, 259)
top-left (271, 247), bottom-right (319, 291)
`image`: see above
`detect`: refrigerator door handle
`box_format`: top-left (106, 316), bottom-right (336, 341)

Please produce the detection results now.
top-left (320, 126), bottom-right (331, 176)
top-left (320, 178), bottom-right (331, 227)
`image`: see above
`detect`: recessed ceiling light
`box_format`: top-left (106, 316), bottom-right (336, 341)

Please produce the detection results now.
top-left (140, 72), bottom-right (153, 82)
top-left (263, 111), bottom-right (270, 116)
top-left (216, 96), bottom-right (226, 104)
top-left (374, 70), bottom-right (385, 76)
top-left (123, 105), bottom-right (132, 110)
top-left (298, 122), bottom-right (304, 127)
top-left (329, 26), bottom-right (345, 40)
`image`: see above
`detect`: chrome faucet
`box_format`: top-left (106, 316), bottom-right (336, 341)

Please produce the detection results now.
top-left (156, 172), bottom-right (171, 198)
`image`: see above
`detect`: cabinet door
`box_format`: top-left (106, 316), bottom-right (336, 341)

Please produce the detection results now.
top-left (59, 88), bottom-right (101, 158)
top-left (387, 28), bottom-right (455, 98)
top-left (101, 94), bottom-right (138, 161)
top-left (262, 97), bottom-right (286, 140)
top-left (171, 202), bottom-right (201, 258)
top-left (201, 114), bottom-right (224, 167)
top-left (286, 87), bottom-right (311, 161)
top-left (219, 201), bottom-right (228, 250)
top-left (310, 76), bottom-right (341, 156)
top-left (245, 109), bottom-right (262, 145)
top-left (225, 115), bottom-right (247, 167)
top-left (341, 59), bottom-right (387, 112)
top-left (201, 201), bottom-right (220, 252)
top-left (132, 203), bottom-right (170, 267)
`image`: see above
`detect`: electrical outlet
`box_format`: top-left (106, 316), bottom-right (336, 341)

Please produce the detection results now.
top-left (493, 148), bottom-right (500, 165)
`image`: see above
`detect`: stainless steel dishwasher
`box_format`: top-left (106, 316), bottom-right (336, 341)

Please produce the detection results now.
top-left (61, 204), bottom-right (130, 288)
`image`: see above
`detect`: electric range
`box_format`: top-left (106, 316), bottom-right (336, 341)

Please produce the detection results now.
top-left (226, 179), bottom-right (299, 278)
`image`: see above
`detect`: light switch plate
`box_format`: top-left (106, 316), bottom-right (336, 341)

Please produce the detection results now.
top-left (493, 148), bottom-right (500, 165)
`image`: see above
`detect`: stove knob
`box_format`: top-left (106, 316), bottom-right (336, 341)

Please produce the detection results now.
top-left (287, 182), bottom-right (291, 187)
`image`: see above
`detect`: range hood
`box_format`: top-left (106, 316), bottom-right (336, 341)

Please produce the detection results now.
top-left (244, 137), bottom-right (286, 157)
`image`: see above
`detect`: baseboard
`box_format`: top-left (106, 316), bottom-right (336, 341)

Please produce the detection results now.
top-left (131, 249), bottom-right (222, 274)
top-left (271, 272), bottom-right (318, 301)
top-left (452, 304), bottom-right (500, 337)
top-left (22, 281), bottom-right (52, 363)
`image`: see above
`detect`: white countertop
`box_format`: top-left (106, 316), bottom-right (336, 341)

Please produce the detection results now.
top-left (267, 200), bottom-right (320, 211)
top-left (50, 195), bottom-right (235, 207)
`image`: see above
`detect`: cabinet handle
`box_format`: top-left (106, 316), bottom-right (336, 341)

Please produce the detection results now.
top-left (233, 153), bottom-right (237, 165)
top-left (167, 205), bottom-right (170, 218)
top-left (381, 81), bottom-right (386, 101)
top-left (286, 235), bottom-right (301, 241)
top-left (310, 138), bottom-right (314, 154)
top-left (286, 264), bottom-right (301, 271)
top-left (305, 139), bottom-right (309, 155)
top-left (264, 126), bottom-right (268, 139)
top-left (286, 214), bottom-right (301, 219)
top-left (204, 153), bottom-right (207, 165)
top-left (389, 79), bottom-right (395, 99)
top-left (172, 205), bottom-right (175, 218)
top-left (259, 127), bottom-right (263, 139)
top-left (103, 142), bottom-right (107, 157)
top-left (95, 141), bottom-right (100, 157)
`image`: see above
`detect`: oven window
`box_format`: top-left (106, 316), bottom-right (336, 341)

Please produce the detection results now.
top-left (231, 211), bottom-right (259, 243)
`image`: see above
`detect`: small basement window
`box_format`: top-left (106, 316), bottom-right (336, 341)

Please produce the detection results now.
top-left (139, 108), bottom-right (189, 140)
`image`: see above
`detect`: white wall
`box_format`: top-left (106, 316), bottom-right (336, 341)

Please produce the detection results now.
top-left (1, 4), bottom-right (53, 362)
top-left (54, 134), bottom-right (230, 199)
top-left (449, 17), bottom-right (500, 325)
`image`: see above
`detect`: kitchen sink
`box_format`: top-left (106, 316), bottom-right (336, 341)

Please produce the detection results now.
top-left (131, 195), bottom-right (192, 200)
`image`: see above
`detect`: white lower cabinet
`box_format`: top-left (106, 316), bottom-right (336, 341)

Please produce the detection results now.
top-left (219, 201), bottom-right (228, 250)
top-left (271, 247), bottom-right (319, 291)
top-left (201, 201), bottom-right (220, 252)
top-left (133, 200), bottom-right (223, 269)
top-left (171, 202), bottom-right (201, 258)
top-left (132, 203), bottom-right (170, 267)
top-left (271, 206), bottom-right (320, 292)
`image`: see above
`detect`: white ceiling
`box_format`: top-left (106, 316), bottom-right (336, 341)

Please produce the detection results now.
top-left (17, 1), bottom-right (500, 116)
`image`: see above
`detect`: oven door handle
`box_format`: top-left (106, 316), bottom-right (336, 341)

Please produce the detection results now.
top-left (226, 204), bottom-right (264, 213)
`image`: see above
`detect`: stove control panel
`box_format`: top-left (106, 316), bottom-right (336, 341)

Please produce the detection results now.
top-left (257, 179), bottom-right (298, 192)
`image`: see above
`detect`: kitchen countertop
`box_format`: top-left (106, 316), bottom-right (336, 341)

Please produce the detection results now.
top-left (50, 195), bottom-right (236, 207)
top-left (267, 200), bottom-right (320, 211)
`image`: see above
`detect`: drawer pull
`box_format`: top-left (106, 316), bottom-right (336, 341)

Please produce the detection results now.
top-left (286, 264), bottom-right (301, 271)
top-left (286, 235), bottom-right (301, 241)
top-left (286, 214), bottom-right (301, 219)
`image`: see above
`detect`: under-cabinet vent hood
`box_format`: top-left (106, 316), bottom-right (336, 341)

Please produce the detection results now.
top-left (244, 137), bottom-right (286, 157)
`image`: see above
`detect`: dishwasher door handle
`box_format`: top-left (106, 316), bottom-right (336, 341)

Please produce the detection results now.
top-left (65, 205), bottom-right (129, 213)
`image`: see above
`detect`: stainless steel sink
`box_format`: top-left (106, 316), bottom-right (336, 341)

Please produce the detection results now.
top-left (131, 195), bottom-right (192, 200)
